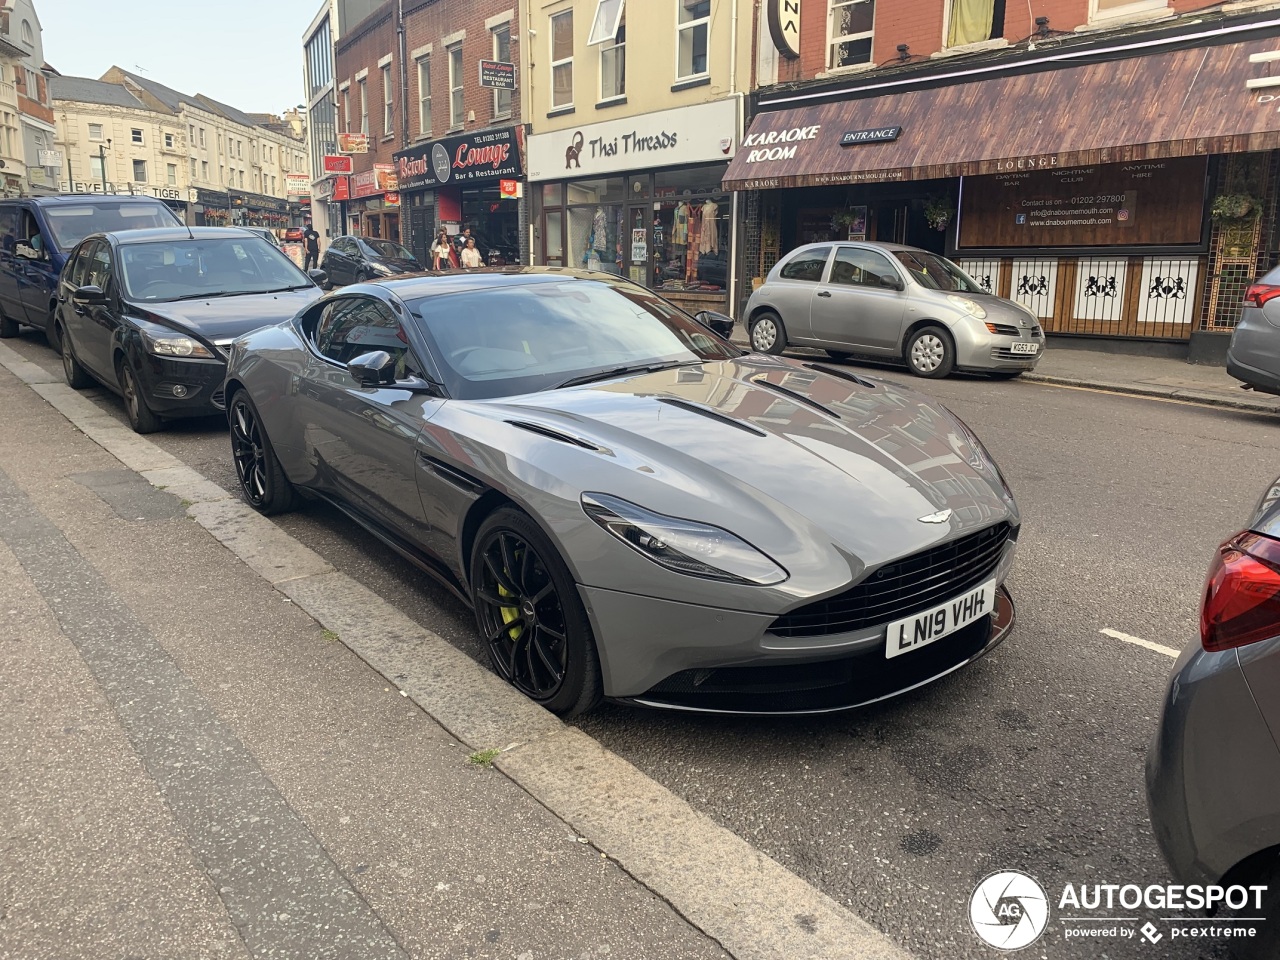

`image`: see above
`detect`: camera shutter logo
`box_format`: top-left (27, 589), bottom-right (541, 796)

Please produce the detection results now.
top-left (431, 143), bottom-right (451, 184)
top-left (969, 871), bottom-right (1050, 950)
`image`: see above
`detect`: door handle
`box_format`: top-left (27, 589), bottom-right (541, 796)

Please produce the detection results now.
top-left (817, 290), bottom-right (832, 298)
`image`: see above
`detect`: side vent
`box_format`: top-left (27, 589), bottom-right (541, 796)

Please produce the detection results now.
top-left (805, 363), bottom-right (876, 389)
top-left (656, 397), bottom-right (767, 436)
top-left (417, 454), bottom-right (486, 496)
top-left (749, 378), bottom-right (842, 419)
top-left (505, 420), bottom-right (600, 450)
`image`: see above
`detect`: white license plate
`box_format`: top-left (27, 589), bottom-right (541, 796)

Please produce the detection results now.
top-left (1009, 341), bottom-right (1039, 355)
top-left (885, 579), bottom-right (997, 659)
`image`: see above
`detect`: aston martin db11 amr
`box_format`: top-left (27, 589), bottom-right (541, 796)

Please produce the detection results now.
top-left (223, 269), bottom-right (1020, 716)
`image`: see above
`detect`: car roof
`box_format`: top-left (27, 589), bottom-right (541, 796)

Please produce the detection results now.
top-left (788, 240), bottom-right (922, 254)
top-left (97, 226), bottom-right (272, 244)
top-left (7, 193), bottom-right (173, 206)
top-left (361, 267), bottom-right (641, 300)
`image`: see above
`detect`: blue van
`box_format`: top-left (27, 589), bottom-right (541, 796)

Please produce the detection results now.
top-left (0, 195), bottom-right (181, 347)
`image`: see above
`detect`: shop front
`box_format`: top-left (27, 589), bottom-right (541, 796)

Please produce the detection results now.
top-left (193, 188), bottom-right (291, 232)
top-left (526, 99), bottom-right (740, 318)
top-left (724, 33), bottom-right (1280, 354)
top-left (348, 164), bottom-right (400, 242)
top-left (393, 126), bottom-right (526, 268)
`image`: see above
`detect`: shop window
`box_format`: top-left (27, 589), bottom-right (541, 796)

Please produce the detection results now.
top-left (677, 0), bottom-right (710, 80)
top-left (448, 43), bottom-right (464, 128)
top-left (566, 178), bottom-right (624, 273)
top-left (417, 57), bottom-right (432, 136)
top-left (382, 64), bottom-right (394, 137)
top-left (830, 246), bottom-right (898, 288)
top-left (780, 246), bottom-right (832, 282)
top-left (600, 21), bottom-right (625, 101)
top-left (652, 193), bottom-right (727, 294)
top-left (828, 0), bottom-right (874, 70)
top-left (946, 0), bottom-right (1005, 47)
top-left (550, 10), bottom-right (574, 109)
top-left (492, 24), bottom-right (512, 118)
top-left (132, 160), bottom-right (147, 183)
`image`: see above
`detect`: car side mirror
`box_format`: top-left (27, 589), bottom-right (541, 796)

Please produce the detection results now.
top-left (307, 268), bottom-right (328, 287)
top-left (694, 309), bottom-right (736, 338)
top-left (72, 284), bottom-right (109, 306)
top-left (880, 274), bottom-right (904, 291)
top-left (347, 350), bottom-right (397, 387)
top-left (16, 241), bottom-right (42, 261)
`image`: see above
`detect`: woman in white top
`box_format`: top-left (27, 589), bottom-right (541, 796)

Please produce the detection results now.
top-left (430, 229), bottom-right (453, 270)
top-left (460, 237), bottom-right (484, 268)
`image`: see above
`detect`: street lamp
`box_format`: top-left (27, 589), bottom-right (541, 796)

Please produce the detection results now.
top-left (97, 138), bottom-right (111, 193)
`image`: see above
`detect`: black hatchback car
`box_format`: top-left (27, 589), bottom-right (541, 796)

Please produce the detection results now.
top-left (55, 227), bottom-right (324, 433)
top-left (320, 235), bottom-right (421, 287)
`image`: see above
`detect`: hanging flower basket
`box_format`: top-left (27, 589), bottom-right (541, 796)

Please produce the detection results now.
top-left (923, 196), bottom-right (954, 231)
top-left (1211, 193), bottom-right (1261, 222)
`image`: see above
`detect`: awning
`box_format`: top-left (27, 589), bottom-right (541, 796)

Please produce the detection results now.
top-left (723, 34), bottom-right (1280, 190)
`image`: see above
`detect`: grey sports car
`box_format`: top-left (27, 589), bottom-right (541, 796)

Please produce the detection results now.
top-left (223, 269), bottom-right (1021, 717)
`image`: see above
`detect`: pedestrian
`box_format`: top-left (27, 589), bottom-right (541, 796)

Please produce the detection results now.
top-left (460, 236), bottom-right (484, 269)
top-left (302, 221), bottom-right (320, 271)
top-left (430, 227), bottom-right (453, 271)
top-left (453, 226), bottom-right (474, 258)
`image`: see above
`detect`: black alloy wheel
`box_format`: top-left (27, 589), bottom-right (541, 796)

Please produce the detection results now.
top-left (0, 308), bottom-right (17, 338)
top-left (61, 328), bottom-right (92, 389)
top-left (229, 389), bottom-right (298, 515)
top-left (470, 508), bottom-right (601, 717)
top-left (117, 358), bottom-right (162, 433)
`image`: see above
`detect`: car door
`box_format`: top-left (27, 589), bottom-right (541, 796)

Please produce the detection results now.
top-left (66, 239), bottom-right (122, 381)
top-left (768, 245), bottom-right (833, 343)
top-left (303, 294), bottom-right (442, 541)
top-left (323, 238), bottom-right (350, 285)
top-left (17, 208), bottom-right (57, 328)
top-left (0, 203), bottom-right (25, 324)
top-left (810, 246), bottom-right (907, 354)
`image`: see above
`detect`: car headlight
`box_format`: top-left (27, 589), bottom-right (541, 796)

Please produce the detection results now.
top-left (142, 332), bottom-right (216, 359)
top-left (369, 262), bottom-right (395, 276)
top-left (581, 492), bottom-right (788, 585)
top-left (947, 295), bottom-right (988, 320)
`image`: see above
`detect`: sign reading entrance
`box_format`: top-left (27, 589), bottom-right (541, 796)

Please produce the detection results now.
top-left (840, 127), bottom-right (902, 146)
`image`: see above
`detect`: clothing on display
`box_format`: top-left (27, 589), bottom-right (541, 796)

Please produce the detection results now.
top-left (673, 202), bottom-right (690, 247)
top-left (699, 200), bottom-right (719, 255)
top-left (592, 206), bottom-right (608, 252)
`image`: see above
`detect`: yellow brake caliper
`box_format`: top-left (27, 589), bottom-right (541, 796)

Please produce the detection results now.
top-left (497, 549), bottom-right (522, 640)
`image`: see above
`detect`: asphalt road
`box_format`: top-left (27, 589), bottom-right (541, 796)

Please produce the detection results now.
top-left (11, 329), bottom-right (1277, 960)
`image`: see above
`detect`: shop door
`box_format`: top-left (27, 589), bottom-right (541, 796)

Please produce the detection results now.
top-left (385, 213), bottom-right (400, 244)
top-left (872, 204), bottom-right (909, 244)
top-left (409, 203), bottom-right (434, 266)
top-left (626, 205), bottom-right (649, 286)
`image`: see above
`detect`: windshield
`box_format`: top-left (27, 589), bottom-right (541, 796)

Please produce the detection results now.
top-left (893, 251), bottom-right (985, 293)
top-left (119, 236), bottom-right (313, 301)
top-left (43, 202), bottom-right (182, 251)
top-left (410, 278), bottom-right (742, 400)
top-left (363, 239), bottom-right (415, 261)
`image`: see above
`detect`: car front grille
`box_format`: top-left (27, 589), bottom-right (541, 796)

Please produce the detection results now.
top-left (768, 522), bottom-right (1013, 638)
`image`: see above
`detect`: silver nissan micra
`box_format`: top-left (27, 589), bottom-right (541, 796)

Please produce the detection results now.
top-left (744, 241), bottom-right (1046, 379)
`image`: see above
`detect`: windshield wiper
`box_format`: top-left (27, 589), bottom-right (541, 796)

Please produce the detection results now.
top-left (166, 290), bottom-right (239, 301)
top-left (550, 360), bottom-right (698, 391)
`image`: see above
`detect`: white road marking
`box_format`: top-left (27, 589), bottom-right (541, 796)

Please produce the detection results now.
top-left (1099, 627), bottom-right (1181, 659)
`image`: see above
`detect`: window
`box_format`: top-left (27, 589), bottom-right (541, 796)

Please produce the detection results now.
top-left (946, 0), bottom-right (1005, 46)
top-left (20, 20), bottom-right (32, 46)
top-left (780, 246), bottom-right (832, 282)
top-left (588, 0), bottom-right (624, 43)
top-left (202, 160), bottom-right (209, 179)
top-left (166, 163), bottom-right (177, 186)
top-left (132, 160), bottom-right (147, 183)
top-left (417, 57), bottom-right (432, 135)
top-left (239, 170), bottom-right (245, 187)
top-left (188, 124), bottom-right (195, 143)
top-left (358, 80), bottom-right (369, 135)
top-left (131, 128), bottom-right (143, 145)
top-left (381, 64), bottom-right (394, 136)
top-left (600, 20), bottom-right (625, 100)
top-left (315, 297), bottom-right (417, 370)
top-left (830, 247), bottom-right (899, 288)
top-left (491, 25), bottom-right (512, 118)
top-left (828, 0), bottom-right (874, 69)
top-left (677, 0), bottom-right (709, 80)
top-left (1092, 0), bottom-right (1167, 18)
top-left (90, 155), bottom-right (105, 182)
top-left (550, 10), bottom-right (574, 108)
top-left (342, 91), bottom-right (351, 133)
top-left (199, 128), bottom-right (206, 148)
top-left (88, 123), bottom-right (103, 141)
top-left (237, 140), bottom-right (243, 159)
top-left (164, 132), bottom-right (175, 149)
top-left (190, 158), bottom-right (197, 178)
top-left (448, 43), bottom-right (464, 128)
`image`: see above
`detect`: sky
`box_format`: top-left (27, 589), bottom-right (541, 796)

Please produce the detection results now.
top-left (40, 0), bottom-right (319, 115)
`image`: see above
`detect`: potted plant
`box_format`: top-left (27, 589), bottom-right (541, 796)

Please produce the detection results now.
top-left (923, 196), bottom-right (954, 231)
top-left (1211, 193), bottom-right (1261, 223)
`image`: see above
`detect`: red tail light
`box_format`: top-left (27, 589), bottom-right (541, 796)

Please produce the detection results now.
top-left (1244, 283), bottom-right (1280, 307)
top-left (1201, 531), bottom-right (1280, 652)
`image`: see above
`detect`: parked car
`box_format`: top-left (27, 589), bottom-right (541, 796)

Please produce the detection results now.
top-left (1147, 477), bottom-right (1280, 960)
top-left (320, 235), bottom-right (421, 287)
top-left (0, 194), bottom-right (181, 347)
top-left (224, 268), bottom-right (1020, 717)
top-left (744, 241), bottom-right (1045, 379)
top-left (1226, 267), bottom-right (1280, 395)
top-left (55, 227), bottom-right (325, 433)
top-left (239, 226), bottom-right (282, 248)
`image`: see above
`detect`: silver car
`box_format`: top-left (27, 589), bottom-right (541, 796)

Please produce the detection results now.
top-left (1147, 478), bottom-right (1280, 958)
top-left (224, 268), bottom-right (1020, 717)
top-left (1226, 265), bottom-right (1280, 395)
top-left (745, 241), bottom-right (1045, 379)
